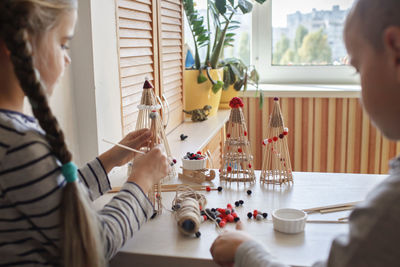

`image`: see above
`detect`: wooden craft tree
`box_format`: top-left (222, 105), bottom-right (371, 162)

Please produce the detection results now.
top-left (220, 97), bottom-right (255, 186)
top-left (134, 79), bottom-right (176, 213)
top-left (260, 97), bottom-right (293, 186)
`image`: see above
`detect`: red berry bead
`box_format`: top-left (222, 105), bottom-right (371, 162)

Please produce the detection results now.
top-left (219, 221), bottom-right (226, 228)
top-left (203, 215), bottom-right (207, 221)
top-left (253, 210), bottom-right (258, 217)
top-left (206, 186), bottom-right (211, 192)
top-left (197, 151), bottom-right (202, 155)
top-left (227, 166), bottom-right (232, 172)
top-left (283, 131), bottom-right (288, 136)
top-left (232, 212), bottom-right (238, 218)
top-left (268, 139), bottom-right (273, 143)
top-left (262, 141), bottom-right (266, 146)
top-left (273, 136), bottom-right (278, 142)
top-left (227, 204), bottom-right (233, 209)
top-left (244, 131), bottom-right (247, 136)
top-left (227, 133), bottom-right (231, 138)
top-left (227, 214), bottom-right (234, 222)
top-left (238, 148), bottom-right (243, 153)
top-left (248, 163), bottom-right (252, 168)
top-left (172, 159), bottom-right (177, 164)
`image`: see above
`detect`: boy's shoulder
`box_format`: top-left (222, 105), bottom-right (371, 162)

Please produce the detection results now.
top-left (0, 112), bottom-right (48, 162)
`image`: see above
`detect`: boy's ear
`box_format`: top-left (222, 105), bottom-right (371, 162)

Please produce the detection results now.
top-left (0, 39), bottom-right (11, 57)
top-left (383, 26), bottom-right (400, 70)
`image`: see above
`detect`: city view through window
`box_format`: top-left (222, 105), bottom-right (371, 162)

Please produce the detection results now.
top-left (272, 0), bottom-right (355, 66)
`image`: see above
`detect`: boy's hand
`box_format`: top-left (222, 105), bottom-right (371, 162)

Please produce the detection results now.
top-left (127, 145), bottom-right (169, 193)
top-left (98, 129), bottom-right (152, 173)
top-left (210, 222), bottom-right (253, 267)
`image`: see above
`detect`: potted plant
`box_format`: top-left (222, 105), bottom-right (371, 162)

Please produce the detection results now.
top-left (219, 57), bottom-right (262, 108)
top-left (183, 0), bottom-right (266, 117)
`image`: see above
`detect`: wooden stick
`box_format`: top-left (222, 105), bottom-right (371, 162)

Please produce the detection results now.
top-left (320, 206), bottom-right (353, 214)
top-left (303, 201), bottom-right (360, 213)
top-left (108, 185), bottom-right (217, 193)
top-left (102, 139), bottom-right (145, 154)
top-left (306, 220), bottom-right (349, 224)
top-left (338, 216), bottom-right (349, 221)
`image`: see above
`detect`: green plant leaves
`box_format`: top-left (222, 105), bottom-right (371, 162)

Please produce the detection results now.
top-left (238, 0), bottom-right (253, 14)
top-left (197, 73), bottom-right (208, 84)
top-left (212, 80), bottom-right (224, 93)
top-left (215, 0), bottom-right (226, 15)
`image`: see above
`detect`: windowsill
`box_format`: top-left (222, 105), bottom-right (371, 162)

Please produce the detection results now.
top-left (167, 109), bottom-right (230, 166)
top-left (242, 84), bottom-right (361, 98)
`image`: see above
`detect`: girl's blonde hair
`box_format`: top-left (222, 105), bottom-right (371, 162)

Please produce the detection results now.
top-left (0, 1), bottom-right (106, 266)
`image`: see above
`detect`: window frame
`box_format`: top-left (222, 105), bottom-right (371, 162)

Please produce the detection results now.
top-left (251, 1), bottom-right (359, 84)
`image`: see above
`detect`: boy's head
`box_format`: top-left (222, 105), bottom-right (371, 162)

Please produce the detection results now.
top-left (345, 0), bottom-right (400, 140)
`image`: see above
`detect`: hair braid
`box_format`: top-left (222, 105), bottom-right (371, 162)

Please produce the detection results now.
top-left (1, 2), bottom-right (106, 267)
top-left (2, 2), bottom-right (72, 164)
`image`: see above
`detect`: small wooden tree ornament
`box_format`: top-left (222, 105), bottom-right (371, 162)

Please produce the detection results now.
top-left (220, 97), bottom-right (255, 186)
top-left (260, 97), bottom-right (293, 186)
top-left (134, 79), bottom-right (177, 213)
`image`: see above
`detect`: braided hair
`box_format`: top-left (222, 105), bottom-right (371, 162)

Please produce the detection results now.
top-left (0, 1), bottom-right (105, 266)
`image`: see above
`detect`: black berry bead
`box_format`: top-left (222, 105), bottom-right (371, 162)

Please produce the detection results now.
top-left (247, 212), bottom-right (252, 219)
top-left (225, 210), bottom-right (231, 215)
top-left (239, 200), bottom-right (244, 205)
top-left (235, 201), bottom-right (240, 207)
top-left (234, 217), bottom-right (240, 222)
top-left (216, 218), bottom-right (221, 223)
top-left (262, 212), bottom-right (268, 219)
top-left (217, 186), bottom-right (223, 192)
top-left (195, 232), bottom-right (201, 238)
top-left (247, 190), bottom-right (252, 195)
top-left (211, 208), bottom-right (216, 212)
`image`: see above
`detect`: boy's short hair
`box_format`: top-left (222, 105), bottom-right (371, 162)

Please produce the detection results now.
top-left (351, 0), bottom-right (400, 50)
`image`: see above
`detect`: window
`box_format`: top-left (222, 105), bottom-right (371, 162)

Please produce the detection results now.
top-left (252, 0), bottom-right (358, 84)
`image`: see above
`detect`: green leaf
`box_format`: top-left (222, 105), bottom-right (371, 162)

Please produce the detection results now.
top-left (215, 0), bottom-right (227, 15)
top-left (212, 80), bottom-right (224, 93)
top-left (223, 66), bottom-right (231, 90)
top-left (197, 73), bottom-right (208, 83)
top-left (228, 0), bottom-right (234, 5)
top-left (254, 0), bottom-right (267, 4)
top-left (238, 0), bottom-right (253, 14)
top-left (234, 79), bottom-right (244, 91)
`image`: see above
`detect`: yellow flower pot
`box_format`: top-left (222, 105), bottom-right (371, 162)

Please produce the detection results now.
top-left (183, 68), bottom-right (223, 118)
top-left (219, 85), bottom-right (241, 109)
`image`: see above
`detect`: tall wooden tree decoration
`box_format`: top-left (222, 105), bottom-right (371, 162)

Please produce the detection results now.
top-left (220, 97), bottom-right (255, 186)
top-left (260, 97), bottom-right (293, 186)
top-left (134, 79), bottom-right (176, 213)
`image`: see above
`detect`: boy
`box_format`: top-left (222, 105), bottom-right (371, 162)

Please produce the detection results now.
top-left (210, 0), bottom-right (400, 266)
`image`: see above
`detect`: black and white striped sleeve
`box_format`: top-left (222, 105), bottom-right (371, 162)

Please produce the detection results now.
top-left (78, 158), bottom-right (111, 201)
top-left (98, 181), bottom-right (155, 258)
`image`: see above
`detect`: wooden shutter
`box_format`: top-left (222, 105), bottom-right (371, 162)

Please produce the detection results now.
top-left (116, 0), bottom-right (159, 135)
top-left (156, 0), bottom-right (184, 133)
top-left (116, 0), bottom-right (184, 135)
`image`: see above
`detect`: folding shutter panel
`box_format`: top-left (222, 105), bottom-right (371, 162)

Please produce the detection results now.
top-left (116, 0), bottom-right (159, 135)
top-left (157, 0), bottom-right (184, 133)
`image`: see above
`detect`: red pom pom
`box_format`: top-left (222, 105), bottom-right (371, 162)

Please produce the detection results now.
top-left (273, 136), bottom-right (278, 142)
top-left (268, 139), bottom-right (273, 143)
top-left (227, 166), bottom-right (232, 172)
top-left (244, 131), bottom-right (247, 136)
top-left (238, 148), bottom-right (243, 153)
top-left (227, 133), bottom-right (231, 138)
top-left (197, 151), bottom-right (202, 155)
top-left (229, 97), bottom-right (244, 108)
top-left (206, 186), bottom-right (211, 192)
top-left (248, 163), bottom-right (252, 168)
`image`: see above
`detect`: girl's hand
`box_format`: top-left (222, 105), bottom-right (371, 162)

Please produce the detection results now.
top-left (98, 129), bottom-right (152, 173)
top-left (127, 145), bottom-right (169, 193)
top-left (210, 222), bottom-right (253, 267)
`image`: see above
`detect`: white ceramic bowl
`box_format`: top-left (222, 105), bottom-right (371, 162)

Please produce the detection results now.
top-left (272, 208), bottom-right (307, 234)
top-left (182, 156), bottom-right (207, 170)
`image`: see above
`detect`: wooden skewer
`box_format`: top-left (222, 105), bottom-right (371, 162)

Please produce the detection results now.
top-left (338, 216), bottom-right (349, 221)
top-left (109, 185), bottom-right (217, 193)
top-left (102, 139), bottom-right (145, 154)
top-left (320, 206), bottom-right (353, 214)
top-left (306, 220), bottom-right (349, 224)
top-left (303, 201), bottom-right (360, 213)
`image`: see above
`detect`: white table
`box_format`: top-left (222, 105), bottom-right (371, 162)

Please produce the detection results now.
top-left (96, 171), bottom-right (386, 267)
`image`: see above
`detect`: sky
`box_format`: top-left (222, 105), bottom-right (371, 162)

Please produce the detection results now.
top-left (273, 0), bottom-right (355, 27)
top-left (194, 0), bottom-right (355, 27)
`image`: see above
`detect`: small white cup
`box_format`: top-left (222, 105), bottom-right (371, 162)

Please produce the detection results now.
top-left (182, 156), bottom-right (207, 170)
top-left (272, 208), bottom-right (307, 234)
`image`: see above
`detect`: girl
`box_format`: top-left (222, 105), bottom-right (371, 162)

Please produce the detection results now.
top-left (210, 0), bottom-right (400, 266)
top-left (0, 0), bottom-right (169, 266)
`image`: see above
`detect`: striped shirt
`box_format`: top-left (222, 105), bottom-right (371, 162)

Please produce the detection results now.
top-left (0, 109), bottom-right (155, 266)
